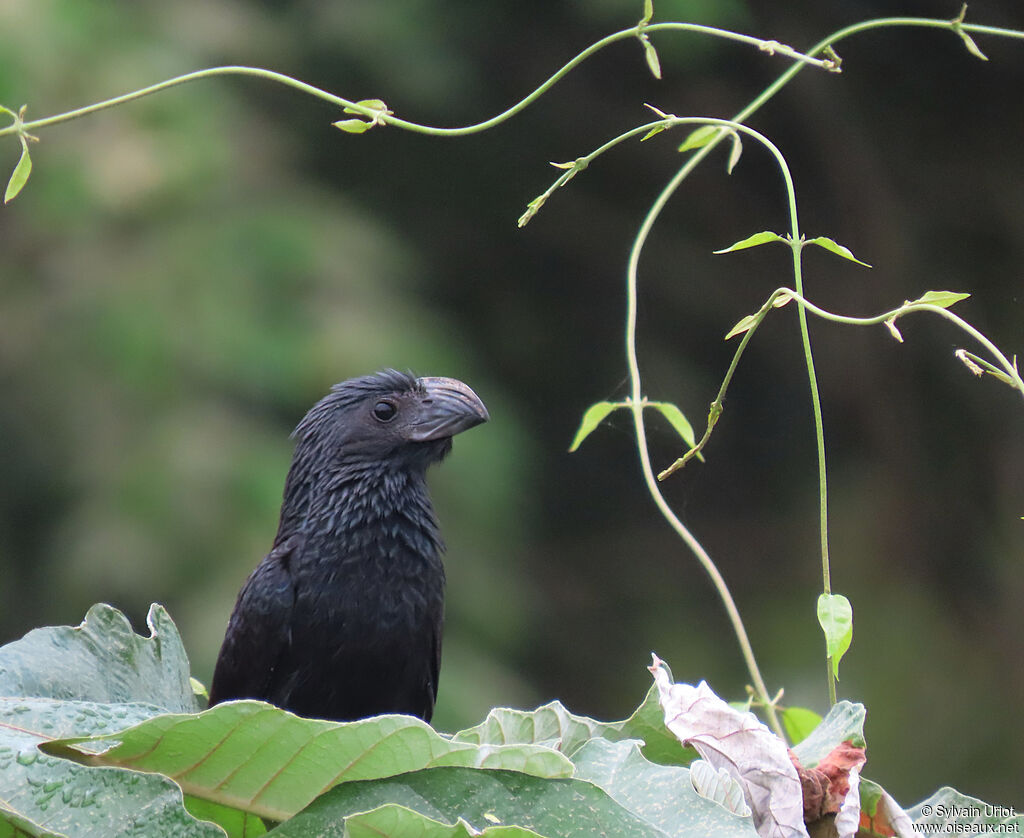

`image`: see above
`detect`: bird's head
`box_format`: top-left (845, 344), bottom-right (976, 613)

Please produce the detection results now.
top-left (292, 369), bottom-right (489, 474)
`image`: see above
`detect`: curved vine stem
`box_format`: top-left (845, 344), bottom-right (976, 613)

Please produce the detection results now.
top-left (624, 118), bottom-right (804, 739)
top-left (619, 11), bottom-right (1024, 713)
top-left (0, 23), bottom-right (834, 142)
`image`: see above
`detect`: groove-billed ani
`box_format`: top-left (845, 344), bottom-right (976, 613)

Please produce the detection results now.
top-left (208, 370), bottom-right (488, 722)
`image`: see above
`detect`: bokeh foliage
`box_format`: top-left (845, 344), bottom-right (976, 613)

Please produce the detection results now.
top-left (1, 0), bottom-right (1021, 808)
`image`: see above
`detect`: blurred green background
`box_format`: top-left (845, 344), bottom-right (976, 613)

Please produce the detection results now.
top-left (1, 0), bottom-right (1021, 808)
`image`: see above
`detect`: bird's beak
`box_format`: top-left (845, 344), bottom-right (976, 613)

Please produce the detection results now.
top-left (408, 377), bottom-right (490, 442)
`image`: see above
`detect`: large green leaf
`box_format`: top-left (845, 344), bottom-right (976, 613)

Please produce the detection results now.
top-left (909, 787), bottom-right (1022, 833)
top-left (453, 699), bottom-right (617, 756)
top-left (344, 805), bottom-right (544, 837)
top-left (571, 739), bottom-right (758, 837)
top-left (43, 701), bottom-right (573, 822)
top-left (616, 685), bottom-right (697, 766)
top-left (268, 767), bottom-right (661, 838)
top-left (454, 687), bottom-right (693, 766)
top-left (0, 698), bottom-right (220, 838)
top-left (0, 603), bottom-right (199, 713)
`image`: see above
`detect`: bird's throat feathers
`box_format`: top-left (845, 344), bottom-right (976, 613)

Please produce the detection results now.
top-left (276, 446), bottom-right (445, 561)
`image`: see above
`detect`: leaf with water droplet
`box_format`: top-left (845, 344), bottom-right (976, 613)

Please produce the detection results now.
top-left (0, 603), bottom-right (199, 712)
top-left (44, 701), bottom-right (572, 823)
top-left (0, 697), bottom-right (219, 837)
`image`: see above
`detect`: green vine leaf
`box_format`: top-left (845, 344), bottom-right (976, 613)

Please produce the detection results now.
top-left (803, 236), bottom-right (872, 267)
top-left (726, 131), bottom-right (743, 174)
top-left (644, 402), bottom-right (703, 461)
top-left (958, 30), bottom-right (989, 61)
top-left (332, 118), bottom-right (372, 134)
top-left (678, 125), bottom-right (719, 153)
top-left (640, 0), bottom-right (654, 26)
top-left (569, 401), bottom-right (622, 452)
top-left (724, 313), bottom-right (758, 341)
top-left (334, 99), bottom-right (392, 134)
top-left (908, 290), bottom-right (970, 309)
top-left (640, 124), bottom-right (667, 142)
top-left (884, 316), bottom-right (904, 344)
top-left (713, 231), bottom-right (785, 254)
top-left (816, 593), bottom-right (853, 680)
top-left (4, 137), bottom-right (32, 203)
top-left (951, 5), bottom-right (989, 61)
top-left (780, 706), bottom-right (823, 747)
top-left (344, 98), bottom-right (389, 115)
top-left (641, 37), bottom-right (662, 80)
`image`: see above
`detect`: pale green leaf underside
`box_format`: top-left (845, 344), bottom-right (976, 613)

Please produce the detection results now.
top-left (816, 593), bottom-right (854, 680)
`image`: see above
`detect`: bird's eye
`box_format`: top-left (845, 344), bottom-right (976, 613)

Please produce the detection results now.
top-left (372, 400), bottom-right (398, 422)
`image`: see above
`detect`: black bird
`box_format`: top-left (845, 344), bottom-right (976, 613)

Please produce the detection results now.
top-left (208, 370), bottom-right (488, 722)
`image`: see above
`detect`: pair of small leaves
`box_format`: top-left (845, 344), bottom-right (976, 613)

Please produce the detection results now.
top-left (569, 400), bottom-right (701, 460)
top-left (2, 104), bottom-right (36, 204)
top-left (333, 98), bottom-right (392, 134)
top-left (716, 232), bottom-right (871, 340)
top-left (714, 231), bottom-right (872, 267)
top-left (817, 593), bottom-right (853, 681)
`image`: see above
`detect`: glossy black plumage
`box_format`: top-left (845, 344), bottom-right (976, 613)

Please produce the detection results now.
top-left (208, 370), bottom-right (488, 722)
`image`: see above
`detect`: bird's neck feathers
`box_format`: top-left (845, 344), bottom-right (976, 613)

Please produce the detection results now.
top-left (275, 441), bottom-right (444, 556)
